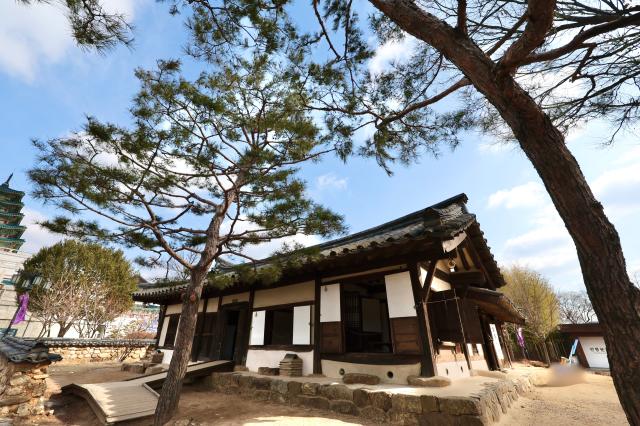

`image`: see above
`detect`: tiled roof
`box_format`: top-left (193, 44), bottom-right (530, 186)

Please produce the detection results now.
top-left (133, 194), bottom-right (504, 301)
top-left (0, 336), bottom-right (62, 364)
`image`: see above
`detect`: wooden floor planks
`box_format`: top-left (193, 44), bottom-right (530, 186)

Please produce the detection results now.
top-left (63, 360), bottom-right (233, 424)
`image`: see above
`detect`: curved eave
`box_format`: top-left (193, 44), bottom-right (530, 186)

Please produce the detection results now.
top-left (465, 287), bottom-right (525, 325)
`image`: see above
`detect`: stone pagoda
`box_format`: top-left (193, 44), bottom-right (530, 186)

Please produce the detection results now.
top-left (0, 175), bottom-right (26, 254)
top-left (0, 175), bottom-right (38, 336)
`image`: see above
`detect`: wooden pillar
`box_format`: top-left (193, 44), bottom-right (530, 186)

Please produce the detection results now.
top-left (453, 290), bottom-right (473, 371)
top-left (479, 313), bottom-right (500, 370)
top-left (192, 298), bottom-right (209, 361)
top-left (409, 261), bottom-right (437, 377)
top-left (155, 304), bottom-right (167, 347)
top-left (239, 289), bottom-right (256, 366)
top-left (313, 277), bottom-right (322, 374)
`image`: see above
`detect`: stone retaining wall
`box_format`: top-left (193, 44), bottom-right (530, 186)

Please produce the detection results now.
top-left (0, 355), bottom-right (48, 418)
top-left (204, 373), bottom-right (533, 425)
top-left (40, 339), bottom-right (155, 363)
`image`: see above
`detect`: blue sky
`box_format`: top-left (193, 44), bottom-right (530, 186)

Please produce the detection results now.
top-left (2, 0), bottom-right (639, 291)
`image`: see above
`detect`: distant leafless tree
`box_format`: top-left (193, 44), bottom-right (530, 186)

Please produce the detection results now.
top-left (557, 291), bottom-right (597, 324)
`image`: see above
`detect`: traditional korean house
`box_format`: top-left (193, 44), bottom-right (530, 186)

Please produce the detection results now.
top-left (133, 194), bottom-right (524, 384)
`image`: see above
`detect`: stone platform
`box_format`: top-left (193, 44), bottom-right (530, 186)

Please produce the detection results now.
top-left (204, 371), bottom-right (534, 425)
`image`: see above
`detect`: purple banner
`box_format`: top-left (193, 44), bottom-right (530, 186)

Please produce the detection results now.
top-left (13, 293), bottom-right (29, 325)
top-left (516, 327), bottom-right (525, 348)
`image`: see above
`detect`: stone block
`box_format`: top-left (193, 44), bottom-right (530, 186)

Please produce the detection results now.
top-left (14, 404), bottom-right (30, 418)
top-left (420, 395), bottom-right (439, 413)
top-left (296, 395), bottom-right (330, 410)
top-left (359, 406), bottom-right (388, 423)
top-left (287, 381), bottom-right (302, 397)
top-left (29, 374), bottom-right (49, 380)
top-left (391, 393), bottom-right (423, 414)
top-left (258, 367), bottom-right (280, 376)
top-left (252, 377), bottom-right (272, 390)
top-left (270, 380), bottom-right (289, 395)
top-left (407, 375), bottom-right (451, 387)
top-left (342, 373), bottom-right (380, 385)
top-left (439, 397), bottom-right (483, 416)
top-left (270, 391), bottom-right (287, 404)
top-left (389, 410), bottom-right (420, 425)
top-left (301, 382), bottom-right (320, 395)
top-left (221, 373), bottom-right (240, 387)
top-left (418, 412), bottom-right (456, 426)
top-left (330, 399), bottom-right (358, 416)
top-left (0, 395), bottom-right (29, 407)
top-left (353, 389), bottom-right (371, 408)
top-left (319, 384), bottom-right (353, 401)
top-left (8, 375), bottom-right (27, 388)
top-left (4, 388), bottom-right (22, 397)
top-left (238, 375), bottom-right (254, 390)
top-left (370, 391), bottom-right (392, 412)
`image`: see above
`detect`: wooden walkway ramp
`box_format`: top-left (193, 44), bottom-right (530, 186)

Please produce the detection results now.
top-left (63, 360), bottom-right (234, 424)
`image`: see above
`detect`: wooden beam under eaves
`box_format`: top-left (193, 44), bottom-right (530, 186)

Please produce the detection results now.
top-left (442, 231), bottom-right (467, 253)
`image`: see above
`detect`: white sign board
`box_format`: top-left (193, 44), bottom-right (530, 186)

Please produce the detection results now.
top-left (320, 284), bottom-right (341, 322)
top-left (249, 310), bottom-right (266, 345)
top-left (580, 336), bottom-right (609, 369)
top-left (489, 323), bottom-right (505, 360)
top-left (384, 271), bottom-right (417, 318)
top-left (292, 305), bottom-right (311, 345)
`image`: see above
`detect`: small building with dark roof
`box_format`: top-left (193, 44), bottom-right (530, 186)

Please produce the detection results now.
top-left (558, 323), bottom-right (609, 369)
top-left (133, 194), bottom-right (523, 383)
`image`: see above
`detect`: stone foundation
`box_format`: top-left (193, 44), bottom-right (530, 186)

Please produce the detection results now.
top-left (40, 338), bottom-right (154, 363)
top-left (0, 355), bottom-right (49, 418)
top-left (204, 372), bottom-right (533, 425)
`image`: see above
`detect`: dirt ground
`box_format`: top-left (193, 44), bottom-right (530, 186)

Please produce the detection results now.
top-left (498, 369), bottom-right (627, 426)
top-left (22, 362), bottom-right (628, 425)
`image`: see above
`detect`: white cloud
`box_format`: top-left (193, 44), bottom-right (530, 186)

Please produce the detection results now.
top-left (591, 162), bottom-right (640, 218)
top-left (316, 173), bottom-right (348, 192)
top-left (20, 208), bottom-right (65, 255)
top-left (487, 182), bottom-right (546, 209)
top-left (242, 233), bottom-right (321, 261)
top-left (368, 37), bottom-right (416, 76)
top-left (0, 0), bottom-right (140, 82)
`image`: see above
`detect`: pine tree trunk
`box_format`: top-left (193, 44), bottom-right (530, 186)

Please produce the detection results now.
top-left (366, 2), bottom-right (640, 422)
top-left (489, 80), bottom-right (640, 422)
top-left (153, 269), bottom-right (206, 425)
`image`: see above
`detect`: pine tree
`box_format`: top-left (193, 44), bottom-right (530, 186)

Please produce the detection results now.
top-left (29, 54), bottom-right (345, 423)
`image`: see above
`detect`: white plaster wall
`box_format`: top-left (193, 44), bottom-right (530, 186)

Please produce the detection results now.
top-left (206, 297), bottom-right (219, 312)
top-left (166, 304), bottom-right (182, 315)
top-left (159, 320), bottom-right (169, 346)
top-left (489, 324), bottom-right (505, 360)
top-left (253, 282), bottom-right (314, 308)
top-left (437, 360), bottom-right (471, 379)
top-left (321, 360), bottom-right (420, 384)
top-left (292, 305), bottom-right (311, 345)
top-left (249, 310), bottom-right (266, 345)
top-left (384, 272), bottom-right (416, 318)
top-left (160, 349), bottom-right (174, 365)
top-left (246, 349), bottom-right (314, 376)
top-left (419, 266), bottom-right (428, 287)
top-left (222, 292), bottom-right (250, 305)
top-left (580, 336), bottom-right (609, 369)
top-left (471, 359), bottom-right (489, 371)
top-left (320, 284), bottom-right (340, 322)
